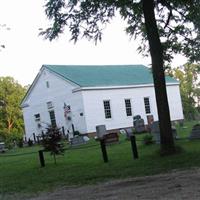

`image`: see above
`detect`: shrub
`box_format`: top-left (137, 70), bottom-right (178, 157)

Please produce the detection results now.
top-left (17, 139), bottom-right (24, 148)
top-left (74, 130), bottom-right (80, 136)
top-left (41, 125), bottom-right (65, 164)
top-left (28, 139), bottom-right (33, 147)
top-left (142, 134), bottom-right (154, 145)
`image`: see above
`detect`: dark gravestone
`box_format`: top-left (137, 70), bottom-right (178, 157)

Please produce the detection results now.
top-left (179, 120), bottom-right (184, 127)
top-left (70, 136), bottom-right (86, 147)
top-left (0, 142), bottom-right (6, 153)
top-left (151, 121), bottom-right (178, 144)
top-left (147, 115), bottom-right (154, 131)
top-left (104, 132), bottom-right (119, 145)
top-left (189, 124), bottom-right (200, 140)
top-left (151, 121), bottom-right (160, 144)
top-left (133, 115), bottom-right (145, 133)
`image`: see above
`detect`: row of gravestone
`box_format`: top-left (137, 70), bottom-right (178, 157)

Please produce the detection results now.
top-left (145, 121), bottom-right (200, 143)
top-left (70, 125), bottom-right (120, 147)
top-left (69, 122), bottom-right (200, 147)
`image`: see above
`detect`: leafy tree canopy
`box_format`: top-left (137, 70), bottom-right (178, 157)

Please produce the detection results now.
top-left (0, 77), bottom-right (26, 145)
top-left (41, 0), bottom-right (200, 63)
top-left (169, 63), bottom-right (200, 119)
top-left (41, 0), bottom-right (200, 154)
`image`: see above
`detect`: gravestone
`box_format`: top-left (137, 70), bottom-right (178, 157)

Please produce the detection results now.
top-left (70, 136), bottom-right (86, 147)
top-left (189, 124), bottom-right (200, 139)
top-left (96, 125), bottom-right (106, 139)
top-left (147, 115), bottom-right (154, 131)
top-left (124, 128), bottom-right (134, 140)
top-left (151, 121), bottom-right (160, 144)
top-left (133, 115), bottom-right (145, 133)
top-left (104, 132), bottom-right (119, 145)
top-left (151, 121), bottom-right (178, 144)
top-left (119, 129), bottom-right (126, 135)
top-left (0, 142), bottom-right (6, 153)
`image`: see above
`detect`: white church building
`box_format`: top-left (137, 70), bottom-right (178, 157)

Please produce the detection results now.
top-left (21, 64), bottom-right (184, 140)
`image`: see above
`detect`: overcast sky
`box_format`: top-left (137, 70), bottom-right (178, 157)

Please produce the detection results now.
top-left (0, 0), bottom-right (187, 86)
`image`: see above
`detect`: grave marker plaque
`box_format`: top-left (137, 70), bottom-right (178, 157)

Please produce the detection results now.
top-left (70, 136), bottom-right (86, 147)
top-left (104, 132), bottom-right (119, 145)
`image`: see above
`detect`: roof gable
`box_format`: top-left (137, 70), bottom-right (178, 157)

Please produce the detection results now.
top-left (44, 64), bottom-right (178, 87)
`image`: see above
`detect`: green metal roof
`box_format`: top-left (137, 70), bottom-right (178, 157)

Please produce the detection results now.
top-left (44, 64), bottom-right (178, 87)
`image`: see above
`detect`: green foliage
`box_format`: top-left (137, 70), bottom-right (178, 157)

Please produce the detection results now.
top-left (169, 63), bottom-right (200, 119)
top-left (17, 139), bottom-right (24, 148)
top-left (142, 134), bottom-right (154, 145)
top-left (0, 77), bottom-right (27, 146)
top-left (41, 0), bottom-right (200, 63)
top-left (41, 125), bottom-right (65, 164)
top-left (27, 139), bottom-right (33, 147)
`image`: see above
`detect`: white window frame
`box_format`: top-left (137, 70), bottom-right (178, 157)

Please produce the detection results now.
top-left (144, 97), bottom-right (151, 114)
top-left (46, 81), bottom-right (50, 88)
top-left (124, 99), bottom-right (132, 117)
top-left (103, 100), bottom-right (112, 119)
top-left (34, 113), bottom-right (40, 121)
top-left (49, 110), bottom-right (57, 127)
top-left (47, 101), bottom-right (54, 110)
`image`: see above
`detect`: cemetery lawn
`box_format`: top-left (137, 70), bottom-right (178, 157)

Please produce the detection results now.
top-left (0, 120), bottom-right (200, 198)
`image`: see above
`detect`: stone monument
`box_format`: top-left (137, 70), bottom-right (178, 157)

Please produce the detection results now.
top-left (189, 124), bottom-right (200, 139)
top-left (151, 121), bottom-right (178, 144)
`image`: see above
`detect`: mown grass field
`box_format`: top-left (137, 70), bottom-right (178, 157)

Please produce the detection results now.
top-left (0, 120), bottom-right (199, 198)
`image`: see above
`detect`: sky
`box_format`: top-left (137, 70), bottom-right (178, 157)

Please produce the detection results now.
top-left (0, 0), bottom-right (187, 86)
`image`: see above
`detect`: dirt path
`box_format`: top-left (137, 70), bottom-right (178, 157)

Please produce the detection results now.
top-left (27, 168), bottom-right (200, 200)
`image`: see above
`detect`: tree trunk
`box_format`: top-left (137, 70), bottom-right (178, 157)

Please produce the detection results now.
top-left (7, 118), bottom-right (13, 133)
top-left (142, 0), bottom-right (175, 154)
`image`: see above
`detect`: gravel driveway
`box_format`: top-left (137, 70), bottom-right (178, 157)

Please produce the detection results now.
top-left (28, 168), bottom-right (200, 200)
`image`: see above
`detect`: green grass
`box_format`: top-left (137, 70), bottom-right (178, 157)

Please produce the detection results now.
top-left (0, 120), bottom-right (200, 198)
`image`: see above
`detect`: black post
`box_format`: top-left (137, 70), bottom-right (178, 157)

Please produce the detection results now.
top-left (36, 136), bottom-right (39, 144)
top-left (72, 124), bottom-right (75, 137)
top-left (130, 135), bottom-right (139, 159)
top-left (33, 133), bottom-right (36, 143)
top-left (100, 139), bottom-right (108, 163)
top-left (62, 126), bottom-right (65, 136)
top-left (41, 131), bottom-right (45, 140)
top-left (38, 150), bottom-right (45, 167)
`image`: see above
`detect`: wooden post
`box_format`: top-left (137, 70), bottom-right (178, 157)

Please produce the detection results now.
top-left (100, 139), bottom-right (108, 163)
top-left (130, 135), bottom-right (138, 159)
top-left (38, 150), bottom-right (45, 167)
